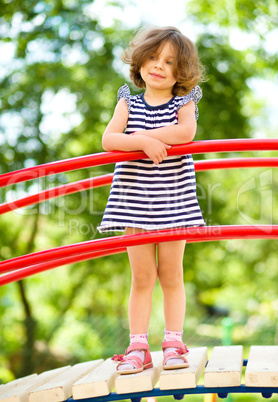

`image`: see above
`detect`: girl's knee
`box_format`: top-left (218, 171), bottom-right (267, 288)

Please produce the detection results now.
top-left (158, 265), bottom-right (183, 289)
top-left (132, 270), bottom-right (157, 291)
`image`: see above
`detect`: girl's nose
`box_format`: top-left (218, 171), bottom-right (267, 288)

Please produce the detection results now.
top-left (155, 59), bottom-right (163, 69)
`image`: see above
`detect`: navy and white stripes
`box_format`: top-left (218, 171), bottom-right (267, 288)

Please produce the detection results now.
top-left (97, 84), bottom-right (205, 232)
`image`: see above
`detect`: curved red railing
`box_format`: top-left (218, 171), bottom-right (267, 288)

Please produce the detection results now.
top-left (0, 225), bottom-right (278, 287)
top-left (0, 138), bottom-right (277, 287)
top-left (0, 174), bottom-right (113, 215)
top-left (1, 157), bottom-right (278, 215)
top-left (0, 247), bottom-right (127, 287)
top-left (1, 138), bottom-right (278, 188)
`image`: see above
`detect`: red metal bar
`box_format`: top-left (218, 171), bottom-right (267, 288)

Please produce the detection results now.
top-left (0, 225), bottom-right (277, 275)
top-left (0, 247), bottom-right (126, 287)
top-left (0, 174), bottom-right (113, 215)
top-left (1, 157), bottom-right (277, 215)
top-left (0, 139), bottom-right (278, 188)
top-left (194, 157), bottom-right (278, 171)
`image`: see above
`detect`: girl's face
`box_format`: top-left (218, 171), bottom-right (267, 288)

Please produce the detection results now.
top-left (140, 41), bottom-right (177, 94)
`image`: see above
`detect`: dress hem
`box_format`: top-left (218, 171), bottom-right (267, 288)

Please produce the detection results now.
top-left (97, 222), bottom-right (206, 233)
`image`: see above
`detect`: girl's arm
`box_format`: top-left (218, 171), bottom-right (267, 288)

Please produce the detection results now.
top-left (133, 100), bottom-right (197, 145)
top-left (102, 98), bottom-right (171, 165)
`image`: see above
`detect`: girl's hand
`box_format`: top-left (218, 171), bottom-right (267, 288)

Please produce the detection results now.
top-left (141, 136), bottom-right (171, 165)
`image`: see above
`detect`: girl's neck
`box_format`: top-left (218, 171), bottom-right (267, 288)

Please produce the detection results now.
top-left (143, 88), bottom-right (174, 106)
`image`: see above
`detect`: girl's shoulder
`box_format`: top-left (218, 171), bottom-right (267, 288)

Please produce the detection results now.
top-left (117, 84), bottom-right (139, 112)
top-left (174, 85), bottom-right (202, 120)
top-left (174, 85), bottom-right (202, 105)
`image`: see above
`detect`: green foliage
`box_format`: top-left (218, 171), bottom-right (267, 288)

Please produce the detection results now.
top-left (196, 33), bottom-right (254, 141)
top-left (188, 0), bottom-right (278, 33)
top-left (0, 0), bottom-right (277, 386)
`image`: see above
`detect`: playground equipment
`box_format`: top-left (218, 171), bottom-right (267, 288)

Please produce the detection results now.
top-left (1, 345), bottom-right (278, 402)
top-left (0, 139), bottom-right (278, 401)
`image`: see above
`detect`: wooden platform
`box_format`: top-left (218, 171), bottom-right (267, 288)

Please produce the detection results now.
top-left (1, 346), bottom-right (278, 402)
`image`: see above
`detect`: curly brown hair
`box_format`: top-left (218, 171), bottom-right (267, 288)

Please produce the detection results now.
top-left (122, 26), bottom-right (205, 96)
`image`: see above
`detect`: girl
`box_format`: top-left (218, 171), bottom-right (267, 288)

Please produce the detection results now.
top-left (98, 26), bottom-right (205, 374)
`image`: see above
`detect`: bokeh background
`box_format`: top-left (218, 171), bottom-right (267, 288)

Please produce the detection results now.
top-left (0, 0), bottom-right (278, 400)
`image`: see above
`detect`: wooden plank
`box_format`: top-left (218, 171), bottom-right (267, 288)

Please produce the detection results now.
top-left (0, 377), bottom-right (37, 397)
top-left (159, 347), bottom-right (207, 390)
top-left (28, 359), bottom-right (103, 402)
top-left (245, 346), bottom-right (278, 387)
top-left (115, 351), bottom-right (163, 394)
top-left (0, 367), bottom-right (70, 402)
top-left (204, 345), bottom-right (243, 387)
top-left (72, 358), bottom-right (118, 399)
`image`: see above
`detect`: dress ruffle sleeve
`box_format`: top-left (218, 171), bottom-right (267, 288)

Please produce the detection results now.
top-left (117, 84), bottom-right (131, 113)
top-left (177, 85), bottom-right (202, 120)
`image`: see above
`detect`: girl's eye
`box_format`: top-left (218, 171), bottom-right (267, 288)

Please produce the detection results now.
top-left (150, 56), bottom-right (156, 60)
top-left (166, 61), bottom-right (172, 65)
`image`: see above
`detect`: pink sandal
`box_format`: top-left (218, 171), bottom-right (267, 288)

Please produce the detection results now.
top-left (112, 342), bottom-right (153, 375)
top-left (162, 340), bottom-right (189, 370)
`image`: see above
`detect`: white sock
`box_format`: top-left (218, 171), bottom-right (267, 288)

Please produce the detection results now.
top-left (163, 329), bottom-right (185, 366)
top-left (117, 333), bottom-right (148, 372)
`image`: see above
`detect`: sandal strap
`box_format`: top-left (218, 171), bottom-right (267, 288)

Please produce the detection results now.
top-left (162, 340), bottom-right (189, 355)
top-left (119, 355), bottom-right (143, 369)
top-left (126, 342), bottom-right (150, 354)
top-left (163, 351), bottom-right (189, 366)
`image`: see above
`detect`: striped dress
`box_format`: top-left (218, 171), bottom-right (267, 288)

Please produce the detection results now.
top-left (97, 84), bottom-right (205, 232)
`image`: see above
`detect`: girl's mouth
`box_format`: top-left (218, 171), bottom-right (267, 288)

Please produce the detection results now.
top-left (150, 73), bottom-right (164, 79)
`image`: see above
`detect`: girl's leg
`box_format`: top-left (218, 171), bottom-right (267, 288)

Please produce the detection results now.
top-left (126, 227), bottom-right (158, 334)
top-left (157, 240), bottom-right (186, 331)
top-left (118, 227), bottom-right (157, 372)
top-left (157, 240), bottom-right (187, 367)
